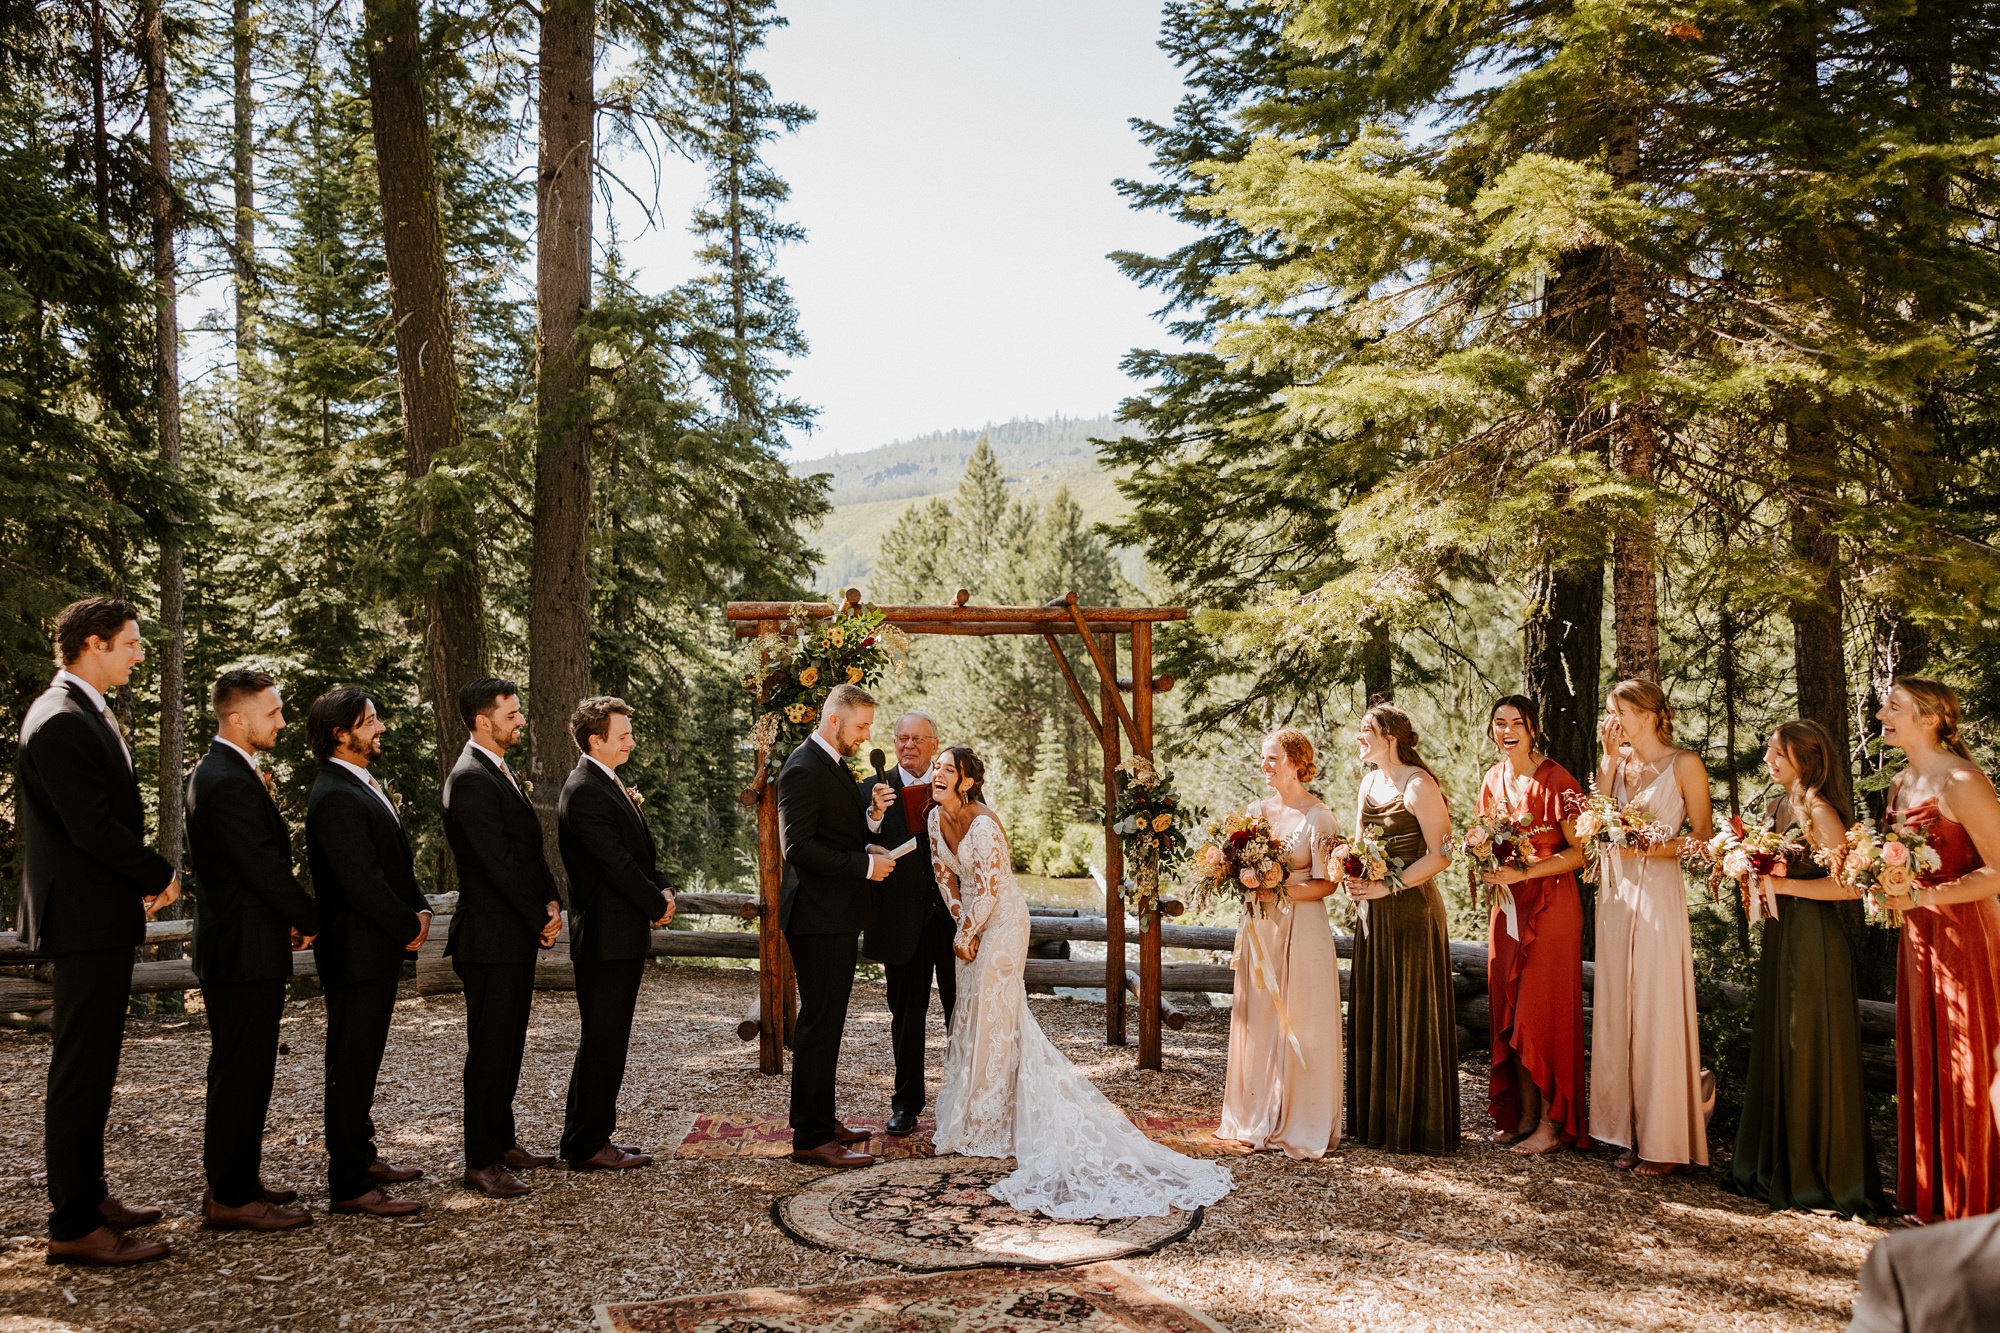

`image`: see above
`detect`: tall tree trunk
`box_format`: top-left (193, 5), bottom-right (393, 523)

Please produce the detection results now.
top-left (1788, 424), bottom-right (1851, 763)
top-left (1361, 624), bottom-right (1392, 702)
top-left (1605, 104), bottom-right (1659, 682)
top-left (528, 0), bottom-right (595, 853)
top-left (145, 0), bottom-right (185, 867)
top-left (362, 0), bottom-right (488, 779)
top-left (90, 0), bottom-right (110, 227)
top-left (1523, 558), bottom-right (1603, 957)
top-left (232, 0), bottom-right (259, 451)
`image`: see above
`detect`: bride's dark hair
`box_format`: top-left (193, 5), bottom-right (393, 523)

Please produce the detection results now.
top-left (941, 746), bottom-right (986, 803)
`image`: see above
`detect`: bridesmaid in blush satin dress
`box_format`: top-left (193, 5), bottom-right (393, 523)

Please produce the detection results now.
top-left (1218, 728), bottom-right (1344, 1160)
top-left (1877, 677), bottom-right (2000, 1222)
top-left (1476, 696), bottom-right (1589, 1156)
top-left (1589, 680), bottom-right (1714, 1177)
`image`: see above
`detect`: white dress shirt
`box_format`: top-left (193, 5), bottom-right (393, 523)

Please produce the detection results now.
top-left (214, 735), bottom-right (260, 771)
top-left (58, 669), bottom-right (131, 770)
top-left (465, 738), bottom-right (522, 792)
top-left (330, 757), bottom-right (399, 821)
top-left (811, 731), bottom-right (883, 833)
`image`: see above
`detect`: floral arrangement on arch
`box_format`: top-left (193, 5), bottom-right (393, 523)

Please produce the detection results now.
top-left (743, 600), bottom-right (909, 773)
top-left (1102, 755), bottom-right (1194, 911)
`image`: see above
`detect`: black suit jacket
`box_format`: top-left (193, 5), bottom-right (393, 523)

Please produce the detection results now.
top-left (185, 740), bottom-right (319, 984)
top-left (557, 758), bottom-right (669, 963)
top-left (775, 739), bottom-right (874, 937)
top-left (442, 743), bottom-right (558, 964)
top-left (860, 770), bottom-right (948, 965)
top-left (305, 763), bottom-right (429, 987)
top-left (14, 679), bottom-right (176, 954)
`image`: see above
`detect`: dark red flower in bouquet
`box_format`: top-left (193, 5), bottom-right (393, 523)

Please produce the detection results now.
top-left (860, 636), bottom-right (876, 647)
top-left (1729, 814), bottom-right (1747, 839)
top-left (1342, 854), bottom-right (1364, 879)
top-left (1748, 852), bottom-right (1777, 875)
top-left (1228, 830), bottom-right (1253, 848)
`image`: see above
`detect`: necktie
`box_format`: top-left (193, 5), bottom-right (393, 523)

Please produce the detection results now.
top-left (98, 704), bottom-right (133, 772)
top-left (363, 771), bottom-right (400, 822)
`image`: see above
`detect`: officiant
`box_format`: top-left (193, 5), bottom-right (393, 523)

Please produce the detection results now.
top-left (861, 710), bottom-right (958, 1137)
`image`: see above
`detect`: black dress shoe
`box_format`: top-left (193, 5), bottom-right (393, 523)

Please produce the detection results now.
top-left (885, 1109), bottom-right (919, 1137)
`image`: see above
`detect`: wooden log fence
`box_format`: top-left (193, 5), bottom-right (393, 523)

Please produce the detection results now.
top-left (0, 891), bottom-right (1899, 1088)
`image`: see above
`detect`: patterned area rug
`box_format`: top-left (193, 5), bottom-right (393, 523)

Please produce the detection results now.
top-left (595, 1261), bottom-right (1227, 1333)
top-left (674, 1114), bottom-right (1247, 1162)
top-left (771, 1159), bottom-right (1204, 1271)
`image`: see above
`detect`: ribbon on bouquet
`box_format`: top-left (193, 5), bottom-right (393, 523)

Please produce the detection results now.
top-left (1236, 905), bottom-right (1306, 1071)
top-left (1746, 872), bottom-right (1781, 925)
top-left (1492, 882), bottom-right (1520, 941)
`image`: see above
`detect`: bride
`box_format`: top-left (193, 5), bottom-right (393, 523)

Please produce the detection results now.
top-left (924, 744), bottom-right (1232, 1220)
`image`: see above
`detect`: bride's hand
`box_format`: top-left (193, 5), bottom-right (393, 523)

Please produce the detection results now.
top-left (954, 936), bottom-right (980, 962)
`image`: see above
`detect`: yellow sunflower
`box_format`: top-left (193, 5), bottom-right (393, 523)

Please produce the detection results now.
top-left (785, 703), bottom-right (812, 723)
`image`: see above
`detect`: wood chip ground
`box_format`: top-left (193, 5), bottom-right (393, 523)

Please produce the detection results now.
top-left (0, 963), bottom-right (1880, 1330)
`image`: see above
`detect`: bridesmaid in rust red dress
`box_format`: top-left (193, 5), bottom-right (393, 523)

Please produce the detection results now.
top-left (1476, 696), bottom-right (1589, 1155)
top-left (1878, 676), bottom-right (2000, 1222)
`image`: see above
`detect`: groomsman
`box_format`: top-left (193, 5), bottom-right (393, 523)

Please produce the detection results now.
top-left (861, 711), bottom-right (956, 1137)
top-left (304, 689), bottom-right (432, 1216)
top-left (556, 697), bottom-right (674, 1171)
top-left (777, 683), bottom-right (896, 1169)
top-left (441, 678), bottom-right (562, 1198)
top-left (17, 598), bottom-right (178, 1266)
top-left (185, 669), bottom-right (319, 1231)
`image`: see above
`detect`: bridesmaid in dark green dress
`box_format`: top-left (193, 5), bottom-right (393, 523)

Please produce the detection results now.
top-left (1728, 719), bottom-right (1885, 1216)
top-left (1344, 702), bottom-right (1460, 1155)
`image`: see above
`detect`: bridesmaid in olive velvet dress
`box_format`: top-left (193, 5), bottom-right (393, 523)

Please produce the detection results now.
top-left (1728, 720), bottom-right (1884, 1217)
top-left (1877, 678), bottom-right (2000, 1223)
top-left (1344, 703), bottom-right (1459, 1155)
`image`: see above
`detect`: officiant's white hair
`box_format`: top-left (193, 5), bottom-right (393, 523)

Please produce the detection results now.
top-left (821, 683), bottom-right (876, 718)
top-left (895, 710), bottom-right (936, 733)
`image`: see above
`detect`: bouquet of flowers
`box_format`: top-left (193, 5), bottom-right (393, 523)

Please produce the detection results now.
top-left (1458, 811), bottom-right (1548, 939)
top-left (1187, 812), bottom-right (1293, 919)
top-left (1700, 815), bottom-right (1804, 924)
top-left (1566, 786), bottom-right (1676, 884)
top-left (1103, 756), bottom-right (1194, 911)
top-left (1823, 818), bottom-right (1943, 924)
top-left (1326, 825), bottom-right (1405, 937)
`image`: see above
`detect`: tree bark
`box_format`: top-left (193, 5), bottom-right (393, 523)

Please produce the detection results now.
top-left (528, 0), bottom-right (596, 854)
top-left (232, 0), bottom-right (259, 451)
top-left (1788, 425), bottom-right (1851, 765)
top-left (362, 0), bottom-right (488, 779)
top-left (1361, 623), bottom-right (1393, 702)
top-left (1605, 104), bottom-right (1659, 682)
top-left (145, 0), bottom-right (185, 867)
top-left (1523, 558), bottom-right (1603, 958)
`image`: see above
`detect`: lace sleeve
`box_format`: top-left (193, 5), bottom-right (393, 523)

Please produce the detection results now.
top-left (956, 816), bottom-right (1008, 951)
top-left (928, 806), bottom-right (962, 920)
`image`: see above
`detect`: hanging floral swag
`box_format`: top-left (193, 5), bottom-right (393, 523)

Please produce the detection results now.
top-left (743, 600), bottom-right (909, 774)
top-left (1098, 755), bottom-right (1195, 912)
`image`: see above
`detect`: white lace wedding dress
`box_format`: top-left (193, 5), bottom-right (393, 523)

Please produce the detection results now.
top-left (927, 808), bottom-right (1233, 1220)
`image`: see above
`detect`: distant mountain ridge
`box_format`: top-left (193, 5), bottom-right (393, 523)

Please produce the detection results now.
top-left (793, 414), bottom-right (1139, 591)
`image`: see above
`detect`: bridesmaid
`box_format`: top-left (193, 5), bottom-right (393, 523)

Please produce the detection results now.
top-left (1878, 677), bottom-right (2000, 1222)
top-left (1591, 679), bottom-right (1713, 1177)
top-left (1476, 696), bottom-right (1589, 1155)
top-left (1728, 720), bottom-right (1884, 1216)
top-left (1345, 702), bottom-right (1460, 1155)
top-left (1218, 728), bottom-right (1345, 1159)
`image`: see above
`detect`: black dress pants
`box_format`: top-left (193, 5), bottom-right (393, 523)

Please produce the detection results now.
top-left (201, 977), bottom-right (287, 1206)
top-left (784, 929), bottom-right (859, 1152)
top-left (323, 975), bottom-right (400, 1201)
top-left (45, 947), bottom-right (134, 1241)
top-left (456, 958), bottom-right (536, 1169)
top-left (884, 912), bottom-right (958, 1117)
top-left (560, 956), bottom-right (645, 1163)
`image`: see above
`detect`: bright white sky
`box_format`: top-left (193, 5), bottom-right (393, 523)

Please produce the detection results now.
top-left (606, 0), bottom-right (1198, 460)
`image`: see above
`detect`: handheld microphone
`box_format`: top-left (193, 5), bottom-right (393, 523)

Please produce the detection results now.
top-left (869, 748), bottom-right (888, 783)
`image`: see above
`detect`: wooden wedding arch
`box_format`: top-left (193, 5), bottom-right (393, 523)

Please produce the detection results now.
top-left (724, 590), bottom-right (1187, 1074)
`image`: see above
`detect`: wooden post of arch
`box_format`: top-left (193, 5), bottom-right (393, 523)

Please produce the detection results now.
top-left (1131, 620), bottom-right (1162, 1070)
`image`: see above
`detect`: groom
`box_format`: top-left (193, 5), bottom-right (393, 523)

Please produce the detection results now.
top-left (775, 683), bottom-right (895, 1168)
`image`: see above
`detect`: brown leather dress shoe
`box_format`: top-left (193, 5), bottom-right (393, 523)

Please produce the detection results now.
top-left (831, 1123), bottom-right (872, 1146)
top-left (47, 1226), bottom-right (169, 1267)
top-left (569, 1143), bottom-right (652, 1171)
top-left (501, 1147), bottom-right (556, 1172)
top-left (98, 1196), bottom-right (164, 1230)
top-left (329, 1188), bottom-right (424, 1217)
top-left (463, 1164), bottom-right (531, 1198)
top-left (611, 1142), bottom-right (644, 1156)
top-left (365, 1159), bottom-right (424, 1184)
top-left (261, 1182), bottom-right (300, 1206)
top-left (203, 1191), bottom-right (312, 1232)
top-left (790, 1141), bottom-right (875, 1169)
